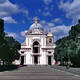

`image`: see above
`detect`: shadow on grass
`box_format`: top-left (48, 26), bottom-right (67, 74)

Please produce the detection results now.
top-left (0, 65), bottom-right (19, 72)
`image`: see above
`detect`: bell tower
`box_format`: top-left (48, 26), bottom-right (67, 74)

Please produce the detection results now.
top-left (47, 32), bottom-right (54, 45)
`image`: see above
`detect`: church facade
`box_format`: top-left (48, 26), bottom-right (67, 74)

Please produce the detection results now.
top-left (19, 18), bottom-right (56, 65)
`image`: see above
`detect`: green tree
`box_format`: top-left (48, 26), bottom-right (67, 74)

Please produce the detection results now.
top-left (0, 19), bottom-right (6, 65)
top-left (54, 20), bottom-right (80, 67)
top-left (5, 37), bottom-right (21, 61)
top-left (0, 19), bottom-right (5, 37)
top-left (0, 19), bottom-right (21, 65)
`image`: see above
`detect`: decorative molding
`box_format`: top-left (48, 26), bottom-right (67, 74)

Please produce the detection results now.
top-left (32, 39), bottom-right (41, 43)
top-left (42, 48), bottom-right (54, 50)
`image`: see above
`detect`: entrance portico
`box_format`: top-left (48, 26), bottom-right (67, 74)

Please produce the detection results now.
top-left (32, 54), bottom-right (40, 65)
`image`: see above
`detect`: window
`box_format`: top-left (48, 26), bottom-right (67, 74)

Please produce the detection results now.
top-left (21, 51), bottom-right (24, 54)
top-left (33, 41), bottom-right (40, 53)
top-left (48, 51), bottom-right (51, 54)
top-left (49, 38), bottom-right (52, 43)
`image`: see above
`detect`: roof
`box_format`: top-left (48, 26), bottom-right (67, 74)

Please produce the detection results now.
top-left (47, 32), bottom-right (53, 37)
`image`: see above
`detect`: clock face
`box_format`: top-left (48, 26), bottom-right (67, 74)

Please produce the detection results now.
top-left (49, 38), bottom-right (52, 43)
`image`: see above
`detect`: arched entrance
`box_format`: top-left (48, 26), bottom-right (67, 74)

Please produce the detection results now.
top-left (33, 41), bottom-right (40, 64)
top-left (33, 41), bottom-right (40, 53)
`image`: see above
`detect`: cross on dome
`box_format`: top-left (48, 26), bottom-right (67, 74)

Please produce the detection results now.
top-left (34, 17), bottom-right (39, 27)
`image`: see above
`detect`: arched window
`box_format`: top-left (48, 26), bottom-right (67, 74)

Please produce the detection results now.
top-left (21, 51), bottom-right (24, 54)
top-left (49, 38), bottom-right (52, 43)
top-left (48, 51), bottom-right (51, 54)
top-left (33, 41), bottom-right (40, 53)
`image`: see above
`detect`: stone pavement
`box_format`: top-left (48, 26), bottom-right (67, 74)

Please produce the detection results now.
top-left (0, 65), bottom-right (80, 80)
top-left (51, 66), bottom-right (80, 75)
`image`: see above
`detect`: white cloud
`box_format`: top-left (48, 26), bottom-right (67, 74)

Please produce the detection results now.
top-left (0, 0), bottom-right (19, 17)
top-left (47, 23), bottom-right (54, 27)
top-left (20, 30), bottom-right (27, 37)
top-left (50, 25), bottom-right (71, 40)
top-left (0, 0), bottom-right (29, 23)
top-left (40, 20), bottom-right (55, 32)
top-left (51, 25), bottom-right (71, 36)
top-left (2, 17), bottom-right (17, 24)
top-left (6, 30), bottom-right (27, 41)
top-left (42, 11), bottom-right (51, 16)
top-left (40, 20), bottom-right (71, 40)
top-left (40, 20), bottom-right (46, 24)
top-left (43, 0), bottom-right (52, 5)
top-left (7, 32), bottom-right (18, 39)
top-left (59, 0), bottom-right (80, 24)
top-left (0, 0), bottom-right (6, 3)
top-left (51, 18), bottom-right (62, 23)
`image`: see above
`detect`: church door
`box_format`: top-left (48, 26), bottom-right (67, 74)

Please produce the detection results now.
top-left (34, 56), bottom-right (38, 64)
top-left (48, 56), bottom-right (51, 65)
top-left (21, 56), bottom-right (24, 65)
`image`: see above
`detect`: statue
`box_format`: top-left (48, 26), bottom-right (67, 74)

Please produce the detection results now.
top-left (34, 17), bottom-right (39, 27)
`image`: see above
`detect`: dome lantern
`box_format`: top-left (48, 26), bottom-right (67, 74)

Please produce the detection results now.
top-left (34, 17), bottom-right (39, 27)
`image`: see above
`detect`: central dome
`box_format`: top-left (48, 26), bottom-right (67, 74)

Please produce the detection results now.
top-left (29, 23), bottom-right (44, 30)
top-left (29, 17), bottom-right (44, 30)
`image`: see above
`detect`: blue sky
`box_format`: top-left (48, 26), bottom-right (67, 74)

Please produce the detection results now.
top-left (0, 0), bottom-right (80, 43)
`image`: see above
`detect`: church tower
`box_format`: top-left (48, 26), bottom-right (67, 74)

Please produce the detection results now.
top-left (47, 32), bottom-right (54, 46)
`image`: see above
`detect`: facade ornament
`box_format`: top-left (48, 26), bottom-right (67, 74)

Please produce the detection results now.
top-left (34, 17), bottom-right (39, 27)
top-left (32, 39), bottom-right (41, 43)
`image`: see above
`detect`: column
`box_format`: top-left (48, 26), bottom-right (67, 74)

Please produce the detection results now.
top-left (38, 56), bottom-right (40, 64)
top-left (24, 55), bottom-right (26, 65)
top-left (32, 56), bottom-right (34, 64)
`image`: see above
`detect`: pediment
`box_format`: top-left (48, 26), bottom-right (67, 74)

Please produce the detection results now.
top-left (26, 28), bottom-right (46, 35)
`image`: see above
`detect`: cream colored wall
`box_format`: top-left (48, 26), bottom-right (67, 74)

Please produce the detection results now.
top-left (20, 34), bottom-right (55, 65)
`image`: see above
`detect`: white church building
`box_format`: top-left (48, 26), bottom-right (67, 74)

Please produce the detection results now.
top-left (19, 18), bottom-right (56, 65)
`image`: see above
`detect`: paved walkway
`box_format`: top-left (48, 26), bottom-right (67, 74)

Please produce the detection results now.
top-left (0, 65), bottom-right (80, 80)
top-left (51, 66), bottom-right (80, 75)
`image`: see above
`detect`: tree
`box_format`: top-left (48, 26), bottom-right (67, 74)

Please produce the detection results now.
top-left (0, 19), bottom-right (21, 65)
top-left (0, 19), bottom-right (6, 65)
top-left (5, 37), bottom-right (21, 61)
top-left (0, 19), bottom-right (5, 37)
top-left (78, 19), bottom-right (80, 24)
top-left (54, 20), bottom-right (80, 67)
